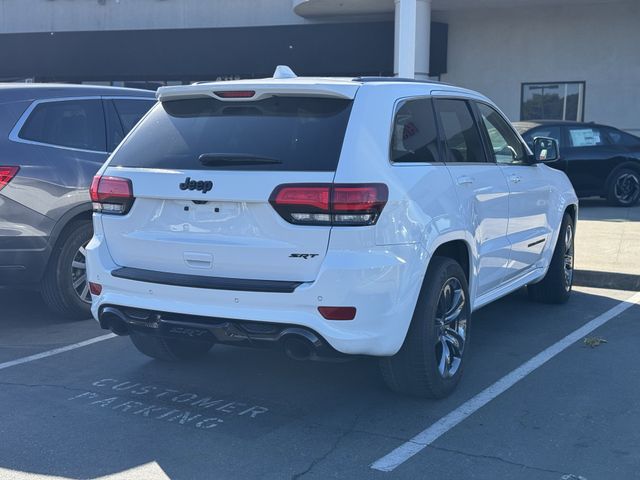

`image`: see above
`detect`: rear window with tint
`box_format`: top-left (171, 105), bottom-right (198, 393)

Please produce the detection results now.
top-left (604, 127), bottom-right (640, 146)
top-left (111, 96), bottom-right (353, 171)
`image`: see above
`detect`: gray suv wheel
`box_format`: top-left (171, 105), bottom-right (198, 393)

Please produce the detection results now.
top-left (41, 220), bottom-right (93, 319)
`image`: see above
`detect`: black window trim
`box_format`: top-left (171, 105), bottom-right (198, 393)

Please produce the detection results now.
top-left (388, 95), bottom-right (445, 166)
top-left (9, 95), bottom-right (154, 154)
top-left (520, 81), bottom-right (586, 122)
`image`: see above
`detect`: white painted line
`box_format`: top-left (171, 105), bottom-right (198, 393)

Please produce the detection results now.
top-left (371, 291), bottom-right (640, 472)
top-left (0, 333), bottom-right (116, 371)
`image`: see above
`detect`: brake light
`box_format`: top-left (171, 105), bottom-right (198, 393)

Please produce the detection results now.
top-left (0, 166), bottom-right (19, 192)
top-left (214, 90), bottom-right (256, 98)
top-left (90, 175), bottom-right (134, 215)
top-left (269, 183), bottom-right (388, 226)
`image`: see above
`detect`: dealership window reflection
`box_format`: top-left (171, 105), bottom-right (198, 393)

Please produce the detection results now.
top-left (521, 82), bottom-right (585, 121)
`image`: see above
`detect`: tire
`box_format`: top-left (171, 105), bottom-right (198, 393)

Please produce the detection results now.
top-left (41, 220), bottom-right (93, 319)
top-left (130, 331), bottom-right (213, 361)
top-left (528, 213), bottom-right (574, 304)
top-left (379, 256), bottom-right (471, 398)
top-left (606, 167), bottom-right (640, 206)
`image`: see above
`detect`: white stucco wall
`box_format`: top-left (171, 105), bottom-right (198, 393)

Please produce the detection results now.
top-left (0, 0), bottom-right (311, 33)
top-left (434, 1), bottom-right (640, 133)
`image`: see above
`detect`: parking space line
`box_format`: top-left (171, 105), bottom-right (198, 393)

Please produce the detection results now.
top-left (371, 291), bottom-right (640, 472)
top-left (0, 333), bottom-right (116, 371)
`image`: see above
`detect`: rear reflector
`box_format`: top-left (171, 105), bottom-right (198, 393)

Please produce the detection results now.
top-left (318, 306), bottom-right (357, 320)
top-left (89, 282), bottom-right (102, 296)
top-left (90, 175), bottom-right (134, 215)
top-left (270, 183), bottom-right (388, 226)
top-left (0, 166), bottom-right (19, 192)
top-left (214, 90), bottom-right (256, 98)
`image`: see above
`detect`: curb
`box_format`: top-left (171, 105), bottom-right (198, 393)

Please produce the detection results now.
top-left (574, 270), bottom-right (640, 292)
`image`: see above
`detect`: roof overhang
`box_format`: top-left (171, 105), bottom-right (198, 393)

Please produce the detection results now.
top-left (294, 0), bottom-right (628, 17)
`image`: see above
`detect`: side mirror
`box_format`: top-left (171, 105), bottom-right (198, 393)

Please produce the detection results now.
top-left (532, 136), bottom-right (559, 163)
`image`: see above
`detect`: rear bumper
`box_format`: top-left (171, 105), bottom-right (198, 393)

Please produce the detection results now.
top-left (0, 196), bottom-right (54, 284)
top-left (0, 245), bottom-right (50, 284)
top-left (86, 233), bottom-right (427, 356)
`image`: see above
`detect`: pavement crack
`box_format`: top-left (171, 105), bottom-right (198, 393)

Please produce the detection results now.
top-left (290, 413), bottom-right (363, 480)
top-left (428, 444), bottom-right (572, 476)
top-left (0, 381), bottom-right (87, 395)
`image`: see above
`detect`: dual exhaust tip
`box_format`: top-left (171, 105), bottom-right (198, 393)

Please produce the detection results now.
top-left (100, 307), bottom-right (321, 361)
top-left (100, 307), bottom-right (129, 336)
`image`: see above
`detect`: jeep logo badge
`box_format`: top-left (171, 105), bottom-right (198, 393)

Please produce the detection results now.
top-left (179, 177), bottom-right (213, 194)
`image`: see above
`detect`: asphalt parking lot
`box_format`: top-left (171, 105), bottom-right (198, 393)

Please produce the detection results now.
top-left (1, 201), bottom-right (639, 480)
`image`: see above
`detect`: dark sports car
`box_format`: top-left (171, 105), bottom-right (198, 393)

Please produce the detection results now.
top-left (514, 121), bottom-right (640, 206)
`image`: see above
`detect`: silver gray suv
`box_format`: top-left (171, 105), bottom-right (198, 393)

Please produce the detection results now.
top-left (0, 84), bottom-right (155, 317)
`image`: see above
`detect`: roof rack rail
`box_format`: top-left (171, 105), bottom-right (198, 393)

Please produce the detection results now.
top-left (354, 76), bottom-right (447, 85)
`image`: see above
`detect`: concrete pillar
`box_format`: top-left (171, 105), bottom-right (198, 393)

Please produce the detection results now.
top-left (415, 0), bottom-right (431, 79)
top-left (394, 0), bottom-right (431, 79)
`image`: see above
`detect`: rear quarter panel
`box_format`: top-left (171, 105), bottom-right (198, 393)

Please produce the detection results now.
top-left (331, 83), bottom-right (475, 334)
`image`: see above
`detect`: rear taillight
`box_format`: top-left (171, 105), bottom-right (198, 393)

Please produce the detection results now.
top-left (0, 166), bottom-right (19, 192)
top-left (90, 175), bottom-right (134, 215)
top-left (269, 183), bottom-right (388, 226)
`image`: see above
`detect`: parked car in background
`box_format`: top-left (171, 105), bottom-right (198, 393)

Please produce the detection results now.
top-left (87, 69), bottom-right (578, 398)
top-left (514, 121), bottom-right (640, 206)
top-left (0, 84), bottom-right (155, 317)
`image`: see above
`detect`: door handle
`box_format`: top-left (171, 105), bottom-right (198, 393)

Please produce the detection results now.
top-left (457, 175), bottom-right (474, 186)
top-left (508, 174), bottom-right (522, 184)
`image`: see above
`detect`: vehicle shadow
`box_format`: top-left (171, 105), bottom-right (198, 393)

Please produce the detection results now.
top-left (0, 286), bottom-right (85, 327)
top-left (578, 197), bottom-right (640, 221)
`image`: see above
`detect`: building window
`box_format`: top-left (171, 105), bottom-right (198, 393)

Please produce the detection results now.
top-left (521, 82), bottom-right (585, 121)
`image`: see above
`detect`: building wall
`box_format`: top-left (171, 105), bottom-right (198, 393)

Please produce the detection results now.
top-left (0, 0), bottom-right (311, 33)
top-left (434, 1), bottom-right (640, 133)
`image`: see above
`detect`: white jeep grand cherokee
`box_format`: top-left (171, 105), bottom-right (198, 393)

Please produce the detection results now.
top-left (87, 68), bottom-right (578, 398)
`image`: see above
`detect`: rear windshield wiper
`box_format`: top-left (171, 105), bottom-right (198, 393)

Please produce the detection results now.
top-left (198, 153), bottom-right (282, 166)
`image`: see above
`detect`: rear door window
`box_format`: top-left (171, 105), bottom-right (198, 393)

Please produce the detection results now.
top-left (113, 99), bottom-right (155, 132)
top-left (111, 96), bottom-right (353, 171)
top-left (105, 98), bottom-right (155, 152)
top-left (19, 99), bottom-right (106, 151)
top-left (434, 98), bottom-right (486, 163)
top-left (390, 98), bottom-right (440, 163)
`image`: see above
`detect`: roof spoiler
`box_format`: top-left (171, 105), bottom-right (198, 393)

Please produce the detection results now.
top-left (156, 65), bottom-right (357, 102)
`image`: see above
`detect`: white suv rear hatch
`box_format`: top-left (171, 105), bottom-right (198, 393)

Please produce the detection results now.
top-left (98, 87), bottom-right (355, 283)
